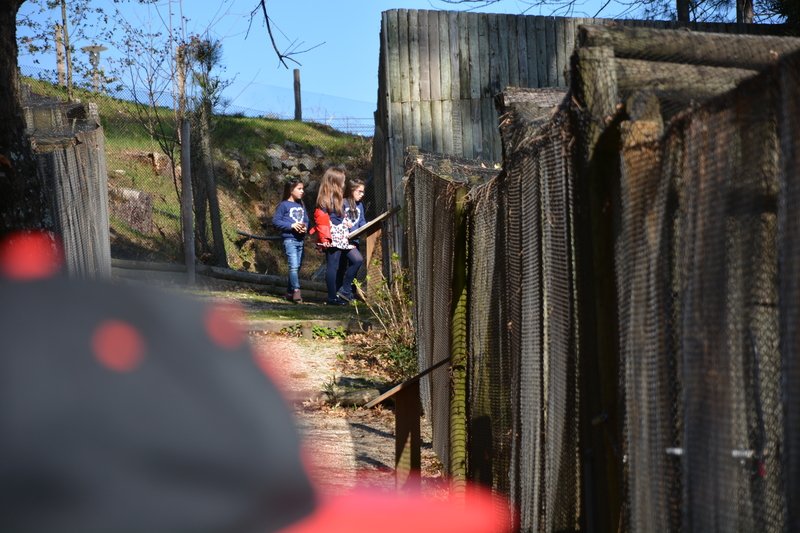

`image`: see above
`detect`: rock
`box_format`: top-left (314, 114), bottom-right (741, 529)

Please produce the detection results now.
top-left (253, 128), bottom-right (266, 137)
top-left (268, 157), bottom-right (283, 170)
top-left (298, 156), bottom-right (316, 172)
top-left (108, 186), bottom-right (153, 235)
top-left (300, 171), bottom-right (311, 181)
top-left (288, 166), bottom-right (301, 177)
top-left (282, 156), bottom-right (298, 170)
top-left (265, 148), bottom-right (284, 160)
top-left (284, 140), bottom-right (302, 151)
top-left (311, 145), bottom-right (326, 158)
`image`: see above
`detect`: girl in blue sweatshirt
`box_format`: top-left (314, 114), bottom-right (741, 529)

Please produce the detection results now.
top-left (334, 178), bottom-right (366, 302)
top-left (272, 178), bottom-right (309, 303)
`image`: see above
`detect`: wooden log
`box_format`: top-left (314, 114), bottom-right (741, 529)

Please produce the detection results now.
top-left (411, 100), bottom-right (422, 146)
top-left (429, 10), bottom-right (441, 101)
top-left (505, 14), bottom-right (518, 88)
top-left (439, 11), bottom-right (451, 102)
top-left (487, 14), bottom-right (501, 97)
top-left (459, 99), bottom-right (471, 158)
top-left (420, 100), bottom-right (433, 149)
top-left (386, 11), bottom-right (401, 104)
top-left (418, 10), bottom-right (431, 102)
top-left (467, 12), bottom-right (480, 100)
top-left (398, 9), bottom-right (411, 103)
top-left (448, 11), bottom-right (461, 101)
top-left (195, 264), bottom-right (327, 292)
top-left (457, 11), bottom-right (470, 100)
top-left (579, 24), bottom-right (800, 70)
top-left (431, 99), bottom-right (443, 153)
top-left (517, 15), bottom-right (530, 87)
top-left (615, 57), bottom-right (759, 100)
top-left (555, 16), bottom-right (567, 86)
top-left (442, 100), bottom-right (455, 155)
top-left (546, 16), bottom-right (557, 86)
top-left (526, 15), bottom-right (539, 88)
top-left (478, 13), bottom-right (490, 99)
top-left (536, 16), bottom-right (547, 88)
top-left (408, 10), bottom-right (421, 102)
top-left (180, 119), bottom-right (195, 285)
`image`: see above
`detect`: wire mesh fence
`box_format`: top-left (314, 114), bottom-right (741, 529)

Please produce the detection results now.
top-left (19, 64), bottom-right (377, 285)
top-left (405, 25), bottom-right (800, 533)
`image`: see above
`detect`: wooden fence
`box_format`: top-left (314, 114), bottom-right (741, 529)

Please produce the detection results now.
top-left (373, 9), bottom-right (780, 250)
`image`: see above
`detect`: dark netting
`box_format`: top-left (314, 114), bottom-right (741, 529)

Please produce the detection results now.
top-left (572, 24), bottom-right (800, 533)
top-left (403, 23), bottom-right (800, 533)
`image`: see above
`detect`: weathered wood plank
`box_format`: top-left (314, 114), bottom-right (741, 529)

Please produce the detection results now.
top-left (402, 102), bottom-right (413, 155)
top-left (390, 102), bottom-right (404, 206)
top-left (386, 11), bottom-right (401, 104)
top-left (471, 98), bottom-right (483, 158)
top-left (418, 10), bottom-right (430, 101)
top-left (442, 99), bottom-right (454, 155)
top-left (420, 100), bottom-right (433, 149)
top-left (481, 97), bottom-right (497, 160)
top-left (488, 14), bottom-right (502, 96)
top-left (478, 13), bottom-right (491, 98)
top-left (555, 16), bottom-right (566, 86)
top-left (439, 11), bottom-right (451, 102)
top-left (527, 15), bottom-right (539, 88)
top-left (411, 100), bottom-right (422, 146)
top-left (536, 17), bottom-right (547, 88)
top-left (517, 15), bottom-right (529, 86)
top-left (505, 14), bottom-right (519, 88)
top-left (565, 17), bottom-right (576, 85)
top-left (429, 10), bottom-right (442, 101)
top-left (459, 11), bottom-right (471, 100)
top-left (398, 9), bottom-right (410, 103)
top-left (461, 99), bottom-right (473, 158)
top-left (449, 11), bottom-right (461, 101)
top-left (468, 12), bottom-right (481, 99)
top-left (409, 10), bottom-right (421, 102)
top-left (431, 99), bottom-right (443, 153)
top-left (546, 16), bottom-right (557, 86)
top-left (452, 99), bottom-right (464, 156)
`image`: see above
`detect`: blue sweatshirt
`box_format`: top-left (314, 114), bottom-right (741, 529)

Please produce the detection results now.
top-left (343, 200), bottom-right (366, 244)
top-left (272, 200), bottom-right (309, 241)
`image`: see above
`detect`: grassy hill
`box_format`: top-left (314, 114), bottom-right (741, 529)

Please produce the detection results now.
top-left (23, 76), bottom-right (373, 278)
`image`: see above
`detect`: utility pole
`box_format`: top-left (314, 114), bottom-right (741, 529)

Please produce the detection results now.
top-left (60, 0), bottom-right (73, 101)
top-left (55, 24), bottom-right (65, 85)
top-left (294, 69), bottom-right (302, 121)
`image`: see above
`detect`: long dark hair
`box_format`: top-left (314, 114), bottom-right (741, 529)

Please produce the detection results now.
top-left (281, 178), bottom-right (304, 202)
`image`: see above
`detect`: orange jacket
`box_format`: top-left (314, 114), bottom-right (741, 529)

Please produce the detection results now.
top-left (308, 208), bottom-right (331, 246)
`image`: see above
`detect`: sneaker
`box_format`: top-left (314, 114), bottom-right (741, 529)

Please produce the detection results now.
top-left (284, 292), bottom-right (293, 302)
top-left (336, 288), bottom-right (353, 303)
top-left (291, 289), bottom-right (302, 303)
top-left (325, 297), bottom-right (347, 306)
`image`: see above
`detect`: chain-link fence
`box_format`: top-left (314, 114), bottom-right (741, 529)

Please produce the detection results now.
top-left (405, 25), bottom-right (800, 533)
top-left (19, 64), bottom-right (379, 289)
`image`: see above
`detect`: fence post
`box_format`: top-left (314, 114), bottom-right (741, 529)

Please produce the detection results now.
top-left (450, 185), bottom-right (469, 501)
top-left (294, 69), bottom-right (302, 121)
top-left (180, 118), bottom-right (195, 285)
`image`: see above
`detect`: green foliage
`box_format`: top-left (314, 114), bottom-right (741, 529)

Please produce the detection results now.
top-left (312, 325), bottom-right (348, 340)
top-left (280, 324), bottom-right (303, 337)
top-left (352, 254), bottom-right (417, 384)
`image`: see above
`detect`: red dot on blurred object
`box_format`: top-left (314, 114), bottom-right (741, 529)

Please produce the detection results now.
top-left (92, 320), bottom-right (146, 372)
top-left (0, 230), bottom-right (64, 280)
top-left (204, 303), bottom-right (246, 350)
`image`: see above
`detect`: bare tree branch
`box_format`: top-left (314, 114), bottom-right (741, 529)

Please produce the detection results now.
top-left (247, 0), bottom-right (323, 69)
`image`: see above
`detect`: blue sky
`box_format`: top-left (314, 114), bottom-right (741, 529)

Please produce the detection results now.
top-left (16, 0), bottom-right (636, 121)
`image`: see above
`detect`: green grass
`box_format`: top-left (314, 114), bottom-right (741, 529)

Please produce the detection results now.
top-left (22, 75), bottom-right (371, 271)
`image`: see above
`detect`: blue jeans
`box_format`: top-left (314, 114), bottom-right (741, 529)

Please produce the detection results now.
top-left (326, 247), bottom-right (363, 300)
top-left (283, 239), bottom-right (304, 292)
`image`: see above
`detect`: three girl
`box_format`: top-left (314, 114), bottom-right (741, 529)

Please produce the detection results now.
top-left (310, 168), bottom-right (365, 305)
top-left (272, 178), bottom-right (309, 303)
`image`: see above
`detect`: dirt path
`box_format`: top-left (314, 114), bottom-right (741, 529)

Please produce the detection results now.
top-left (250, 332), bottom-right (447, 498)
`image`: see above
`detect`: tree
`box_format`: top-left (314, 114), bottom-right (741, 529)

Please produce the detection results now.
top-left (0, 0), bottom-right (53, 236)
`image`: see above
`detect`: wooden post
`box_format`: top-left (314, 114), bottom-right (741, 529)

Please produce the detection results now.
top-left (450, 185), bottom-right (469, 502)
top-left (180, 118), bottom-right (195, 285)
top-left (395, 381), bottom-right (422, 492)
top-left (55, 24), bottom-right (65, 86)
top-left (294, 69), bottom-right (302, 121)
top-left (60, 0), bottom-right (73, 101)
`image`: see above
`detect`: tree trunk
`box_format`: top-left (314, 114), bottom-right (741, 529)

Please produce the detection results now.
top-left (0, 0), bottom-right (55, 236)
top-left (200, 101), bottom-right (227, 268)
top-left (677, 0), bottom-right (690, 21)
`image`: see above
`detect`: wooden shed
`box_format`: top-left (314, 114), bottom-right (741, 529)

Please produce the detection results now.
top-left (372, 9), bottom-right (779, 252)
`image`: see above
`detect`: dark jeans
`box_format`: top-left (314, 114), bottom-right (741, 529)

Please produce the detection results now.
top-left (325, 247), bottom-right (363, 300)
